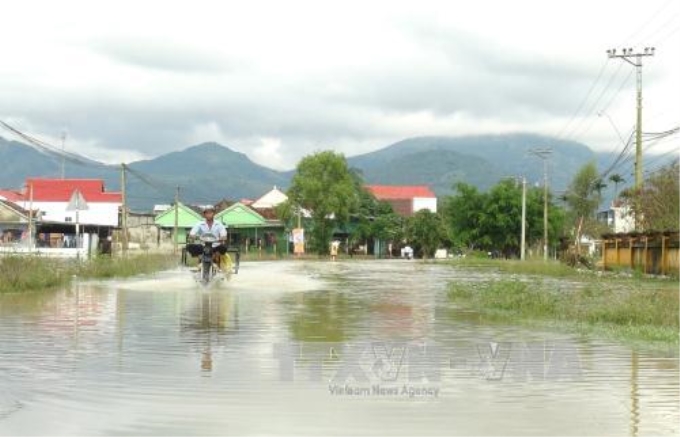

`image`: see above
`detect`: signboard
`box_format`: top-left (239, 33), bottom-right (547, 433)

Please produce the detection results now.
top-left (292, 228), bottom-right (304, 254)
top-left (66, 189), bottom-right (89, 211)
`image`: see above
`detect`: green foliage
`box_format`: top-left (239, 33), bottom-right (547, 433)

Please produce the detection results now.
top-left (638, 161), bottom-right (679, 231)
top-left (406, 209), bottom-right (447, 258)
top-left (0, 254), bottom-right (176, 293)
top-left (563, 162), bottom-right (607, 237)
top-left (443, 179), bottom-right (564, 256)
top-left (287, 151), bottom-right (360, 254)
top-left (448, 278), bottom-right (678, 343)
top-left (351, 184), bottom-right (404, 247)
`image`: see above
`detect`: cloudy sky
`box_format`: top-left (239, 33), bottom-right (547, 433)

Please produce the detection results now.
top-left (1, 0), bottom-right (678, 169)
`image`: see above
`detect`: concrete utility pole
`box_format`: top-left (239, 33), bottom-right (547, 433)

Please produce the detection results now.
top-left (174, 186), bottom-right (180, 255)
top-left (607, 47), bottom-right (655, 230)
top-left (121, 163), bottom-right (128, 256)
top-left (27, 182), bottom-right (34, 252)
top-left (607, 47), bottom-right (655, 190)
top-left (529, 148), bottom-right (552, 261)
top-left (521, 176), bottom-right (527, 261)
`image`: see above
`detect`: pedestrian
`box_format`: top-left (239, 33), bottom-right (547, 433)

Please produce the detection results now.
top-left (330, 240), bottom-right (340, 261)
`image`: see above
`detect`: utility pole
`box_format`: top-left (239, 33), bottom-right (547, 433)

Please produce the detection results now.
top-left (121, 163), bottom-right (128, 256)
top-left (27, 182), bottom-right (34, 252)
top-left (607, 47), bottom-right (655, 230)
top-left (521, 176), bottom-right (526, 261)
top-left (174, 186), bottom-right (180, 255)
top-left (529, 148), bottom-right (552, 261)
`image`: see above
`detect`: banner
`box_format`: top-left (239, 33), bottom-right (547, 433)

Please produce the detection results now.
top-left (292, 228), bottom-right (304, 254)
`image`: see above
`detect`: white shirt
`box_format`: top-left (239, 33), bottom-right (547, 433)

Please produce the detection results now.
top-left (189, 220), bottom-right (227, 240)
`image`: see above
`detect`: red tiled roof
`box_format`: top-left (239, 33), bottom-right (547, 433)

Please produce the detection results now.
top-left (365, 185), bottom-right (436, 200)
top-left (25, 178), bottom-right (122, 203)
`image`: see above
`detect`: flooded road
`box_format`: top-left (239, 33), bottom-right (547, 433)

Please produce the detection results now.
top-left (0, 260), bottom-right (677, 436)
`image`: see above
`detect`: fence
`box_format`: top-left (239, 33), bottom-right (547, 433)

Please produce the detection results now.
top-left (601, 231), bottom-right (679, 276)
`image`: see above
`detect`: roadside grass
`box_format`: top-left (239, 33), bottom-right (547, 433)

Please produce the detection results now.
top-left (0, 256), bottom-right (71, 293)
top-left (447, 278), bottom-right (679, 344)
top-left (76, 253), bottom-right (177, 279)
top-left (449, 257), bottom-right (586, 277)
top-left (0, 253), bottom-right (178, 293)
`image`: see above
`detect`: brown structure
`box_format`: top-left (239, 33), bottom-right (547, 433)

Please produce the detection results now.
top-left (601, 231), bottom-right (679, 276)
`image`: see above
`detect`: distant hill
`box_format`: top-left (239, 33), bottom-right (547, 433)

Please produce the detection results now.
top-left (2, 133), bottom-right (663, 212)
top-left (351, 149), bottom-right (503, 193)
top-left (0, 137), bottom-right (65, 187)
top-left (126, 142), bottom-right (288, 209)
top-left (348, 134), bottom-right (597, 195)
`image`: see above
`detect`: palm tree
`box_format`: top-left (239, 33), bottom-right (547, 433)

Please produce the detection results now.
top-left (608, 174), bottom-right (625, 200)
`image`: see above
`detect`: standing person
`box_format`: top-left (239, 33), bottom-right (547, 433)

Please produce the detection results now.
top-left (330, 240), bottom-right (340, 261)
top-left (185, 206), bottom-right (228, 268)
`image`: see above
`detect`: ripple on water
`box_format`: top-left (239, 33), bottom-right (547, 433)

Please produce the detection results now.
top-left (0, 260), bottom-right (677, 436)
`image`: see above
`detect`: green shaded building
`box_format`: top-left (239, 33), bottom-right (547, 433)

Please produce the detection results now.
top-left (154, 202), bottom-right (202, 244)
top-left (216, 202), bottom-right (287, 255)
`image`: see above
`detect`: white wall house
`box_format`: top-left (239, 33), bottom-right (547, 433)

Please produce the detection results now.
top-left (17, 178), bottom-right (122, 227)
top-left (597, 201), bottom-right (635, 234)
top-left (251, 186), bottom-right (288, 209)
top-left (366, 185), bottom-right (437, 217)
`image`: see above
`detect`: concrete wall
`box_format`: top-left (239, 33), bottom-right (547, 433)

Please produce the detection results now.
top-left (412, 197), bottom-right (437, 214)
top-left (19, 201), bottom-right (120, 226)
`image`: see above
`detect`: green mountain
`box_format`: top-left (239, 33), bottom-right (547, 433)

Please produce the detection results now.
top-left (2, 133), bottom-right (655, 211)
top-left (126, 142), bottom-right (288, 209)
top-left (352, 149), bottom-right (502, 193)
top-left (348, 134), bottom-right (597, 195)
top-left (0, 137), bottom-right (65, 186)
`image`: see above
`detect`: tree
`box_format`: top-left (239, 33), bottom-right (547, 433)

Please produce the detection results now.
top-left (350, 184), bottom-right (404, 254)
top-left (406, 209), bottom-right (446, 258)
top-left (563, 162), bottom-right (607, 238)
top-left (608, 173), bottom-right (625, 200)
top-left (442, 180), bottom-right (563, 257)
top-left (637, 161), bottom-right (679, 230)
top-left (287, 151), bottom-right (359, 253)
top-left (442, 183), bottom-right (484, 249)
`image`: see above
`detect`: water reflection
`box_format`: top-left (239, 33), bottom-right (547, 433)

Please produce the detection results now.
top-left (179, 291), bottom-right (238, 374)
top-left (0, 261), bottom-right (676, 436)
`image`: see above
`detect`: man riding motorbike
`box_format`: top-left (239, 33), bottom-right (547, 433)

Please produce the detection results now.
top-left (185, 205), bottom-right (228, 269)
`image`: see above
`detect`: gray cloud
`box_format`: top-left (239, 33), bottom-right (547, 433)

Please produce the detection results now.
top-left (89, 38), bottom-right (240, 74)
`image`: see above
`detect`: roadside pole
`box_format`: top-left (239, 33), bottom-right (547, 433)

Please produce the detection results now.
top-left (521, 176), bottom-right (526, 261)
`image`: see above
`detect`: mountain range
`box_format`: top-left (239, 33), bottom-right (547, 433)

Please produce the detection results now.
top-left (0, 133), bottom-right (642, 211)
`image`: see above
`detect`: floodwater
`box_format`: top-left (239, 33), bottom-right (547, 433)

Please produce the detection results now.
top-left (0, 260), bottom-right (677, 436)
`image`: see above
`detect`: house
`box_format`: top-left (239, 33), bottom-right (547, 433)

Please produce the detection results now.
top-left (251, 186), bottom-right (287, 209)
top-left (154, 202), bottom-right (203, 245)
top-left (0, 200), bottom-right (33, 246)
top-left (365, 185), bottom-right (437, 217)
top-left (597, 200), bottom-right (635, 234)
top-left (17, 178), bottom-right (122, 227)
top-left (216, 202), bottom-right (286, 255)
top-left (1, 179), bottom-right (122, 255)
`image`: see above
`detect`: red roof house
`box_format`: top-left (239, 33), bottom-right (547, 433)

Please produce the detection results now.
top-left (15, 178), bottom-right (122, 226)
top-left (365, 185), bottom-right (437, 217)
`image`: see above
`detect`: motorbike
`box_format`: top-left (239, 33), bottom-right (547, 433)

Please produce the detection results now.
top-left (191, 233), bottom-right (240, 286)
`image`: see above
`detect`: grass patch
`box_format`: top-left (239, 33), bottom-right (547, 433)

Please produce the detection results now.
top-left (0, 253), bottom-right (177, 293)
top-left (0, 256), bottom-right (71, 292)
top-left (448, 278), bottom-right (679, 344)
top-left (450, 258), bottom-right (581, 277)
